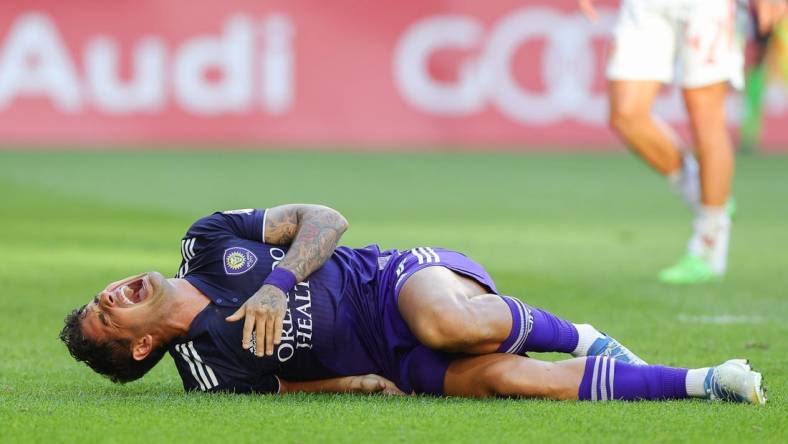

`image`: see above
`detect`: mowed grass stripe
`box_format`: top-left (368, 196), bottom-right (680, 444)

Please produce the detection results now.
top-left (0, 151), bottom-right (785, 443)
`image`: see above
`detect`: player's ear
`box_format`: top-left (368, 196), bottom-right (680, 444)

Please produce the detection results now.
top-left (131, 335), bottom-right (154, 361)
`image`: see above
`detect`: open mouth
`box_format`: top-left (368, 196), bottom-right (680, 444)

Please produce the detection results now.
top-left (114, 275), bottom-right (150, 306)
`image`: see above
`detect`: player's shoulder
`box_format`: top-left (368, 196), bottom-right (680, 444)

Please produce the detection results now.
top-left (169, 338), bottom-right (281, 394)
top-left (184, 208), bottom-right (265, 239)
top-left (169, 339), bottom-right (222, 392)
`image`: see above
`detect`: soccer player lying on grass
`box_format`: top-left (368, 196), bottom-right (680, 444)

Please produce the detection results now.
top-left (60, 205), bottom-right (766, 404)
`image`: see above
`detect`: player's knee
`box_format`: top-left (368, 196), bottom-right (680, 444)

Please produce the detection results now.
top-left (608, 101), bottom-right (648, 134)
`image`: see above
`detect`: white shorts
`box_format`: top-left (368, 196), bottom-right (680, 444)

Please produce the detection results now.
top-left (606, 0), bottom-right (745, 89)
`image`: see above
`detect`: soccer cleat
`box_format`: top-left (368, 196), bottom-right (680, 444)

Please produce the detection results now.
top-left (658, 254), bottom-right (720, 285)
top-left (725, 197), bottom-right (737, 219)
top-left (704, 359), bottom-right (766, 405)
top-left (586, 333), bottom-right (648, 365)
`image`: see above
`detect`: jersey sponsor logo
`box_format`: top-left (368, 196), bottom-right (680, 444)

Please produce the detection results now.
top-left (249, 280), bottom-right (314, 362)
top-left (222, 209), bottom-right (254, 215)
top-left (223, 246), bottom-right (258, 275)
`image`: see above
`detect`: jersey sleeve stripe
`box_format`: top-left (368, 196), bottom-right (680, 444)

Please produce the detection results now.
top-left (184, 341), bottom-right (216, 389)
top-left (188, 341), bottom-right (219, 387)
top-left (176, 343), bottom-right (206, 391)
top-left (187, 238), bottom-right (196, 260)
top-left (180, 240), bottom-right (187, 261)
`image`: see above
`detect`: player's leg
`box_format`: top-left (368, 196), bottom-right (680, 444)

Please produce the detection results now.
top-left (659, 82), bottom-right (733, 283)
top-left (443, 354), bottom-right (766, 404)
top-left (658, 0), bottom-right (741, 284)
top-left (609, 81), bottom-right (700, 210)
top-left (608, 80), bottom-right (682, 174)
top-left (606, 0), bottom-right (701, 210)
top-left (684, 82), bottom-right (734, 208)
top-left (396, 254), bottom-right (645, 363)
top-left (444, 354), bottom-right (584, 399)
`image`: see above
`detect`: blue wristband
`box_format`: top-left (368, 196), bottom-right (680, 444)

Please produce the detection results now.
top-left (263, 267), bottom-right (297, 294)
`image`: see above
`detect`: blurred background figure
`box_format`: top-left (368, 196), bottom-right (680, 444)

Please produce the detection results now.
top-left (741, 7), bottom-right (788, 153)
top-left (579, 0), bottom-right (787, 284)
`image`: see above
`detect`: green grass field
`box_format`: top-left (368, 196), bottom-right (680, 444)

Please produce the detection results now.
top-left (0, 151), bottom-right (786, 443)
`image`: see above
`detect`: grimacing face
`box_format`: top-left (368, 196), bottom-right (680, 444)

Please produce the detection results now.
top-left (79, 271), bottom-right (170, 349)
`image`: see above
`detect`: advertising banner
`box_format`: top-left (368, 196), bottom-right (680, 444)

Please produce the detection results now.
top-left (0, 0), bottom-right (785, 150)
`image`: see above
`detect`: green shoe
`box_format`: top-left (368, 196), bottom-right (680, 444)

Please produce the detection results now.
top-left (658, 254), bottom-right (720, 284)
top-left (726, 197), bottom-right (737, 219)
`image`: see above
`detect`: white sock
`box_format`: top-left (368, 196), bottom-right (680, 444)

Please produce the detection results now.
top-left (687, 206), bottom-right (731, 274)
top-left (668, 154), bottom-right (701, 213)
top-left (686, 368), bottom-right (711, 398)
top-left (571, 324), bottom-right (604, 357)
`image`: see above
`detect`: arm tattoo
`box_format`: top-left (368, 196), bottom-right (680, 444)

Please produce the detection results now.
top-left (264, 205), bottom-right (348, 282)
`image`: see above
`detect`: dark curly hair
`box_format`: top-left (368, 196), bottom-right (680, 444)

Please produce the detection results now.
top-left (59, 305), bottom-right (167, 383)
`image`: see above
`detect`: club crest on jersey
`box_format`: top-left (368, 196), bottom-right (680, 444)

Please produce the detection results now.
top-left (223, 247), bottom-right (258, 275)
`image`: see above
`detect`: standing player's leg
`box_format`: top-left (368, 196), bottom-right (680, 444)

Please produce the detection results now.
top-left (608, 80), bottom-right (701, 211)
top-left (442, 354), bottom-right (766, 404)
top-left (659, 82), bottom-right (734, 283)
top-left (397, 263), bottom-right (645, 364)
top-left (606, 0), bottom-right (702, 211)
top-left (658, 0), bottom-right (742, 284)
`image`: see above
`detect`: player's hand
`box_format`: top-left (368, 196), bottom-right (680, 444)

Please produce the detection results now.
top-left (225, 285), bottom-right (287, 357)
top-left (579, 0), bottom-right (599, 22)
top-left (346, 374), bottom-right (405, 395)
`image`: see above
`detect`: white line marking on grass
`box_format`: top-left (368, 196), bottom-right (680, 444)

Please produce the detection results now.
top-left (676, 314), bottom-right (764, 325)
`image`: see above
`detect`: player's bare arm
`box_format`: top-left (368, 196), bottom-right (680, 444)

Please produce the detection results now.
top-left (280, 374), bottom-right (404, 396)
top-left (263, 204), bottom-right (349, 279)
top-left (226, 204), bottom-right (349, 357)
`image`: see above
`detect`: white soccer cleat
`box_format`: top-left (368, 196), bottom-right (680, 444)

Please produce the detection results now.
top-left (704, 359), bottom-right (766, 405)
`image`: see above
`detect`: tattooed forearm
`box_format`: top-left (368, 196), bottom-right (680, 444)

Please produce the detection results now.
top-left (263, 204), bottom-right (348, 282)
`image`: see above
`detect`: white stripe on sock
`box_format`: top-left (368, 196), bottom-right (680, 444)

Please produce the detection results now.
top-left (600, 357), bottom-right (608, 401)
top-left (505, 298), bottom-right (527, 354)
top-left (609, 358), bottom-right (616, 400)
top-left (590, 357), bottom-right (601, 401)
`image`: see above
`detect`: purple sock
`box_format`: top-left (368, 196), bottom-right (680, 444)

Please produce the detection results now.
top-left (496, 297), bottom-right (578, 354)
top-left (578, 356), bottom-right (689, 401)
top-left (525, 306), bottom-right (579, 353)
top-left (496, 296), bottom-right (532, 354)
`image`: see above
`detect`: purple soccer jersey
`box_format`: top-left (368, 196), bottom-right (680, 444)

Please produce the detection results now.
top-left (169, 209), bottom-right (381, 393)
top-left (168, 209), bottom-right (500, 394)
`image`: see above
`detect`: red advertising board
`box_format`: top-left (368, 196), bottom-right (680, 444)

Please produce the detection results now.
top-left (0, 0), bottom-right (785, 150)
